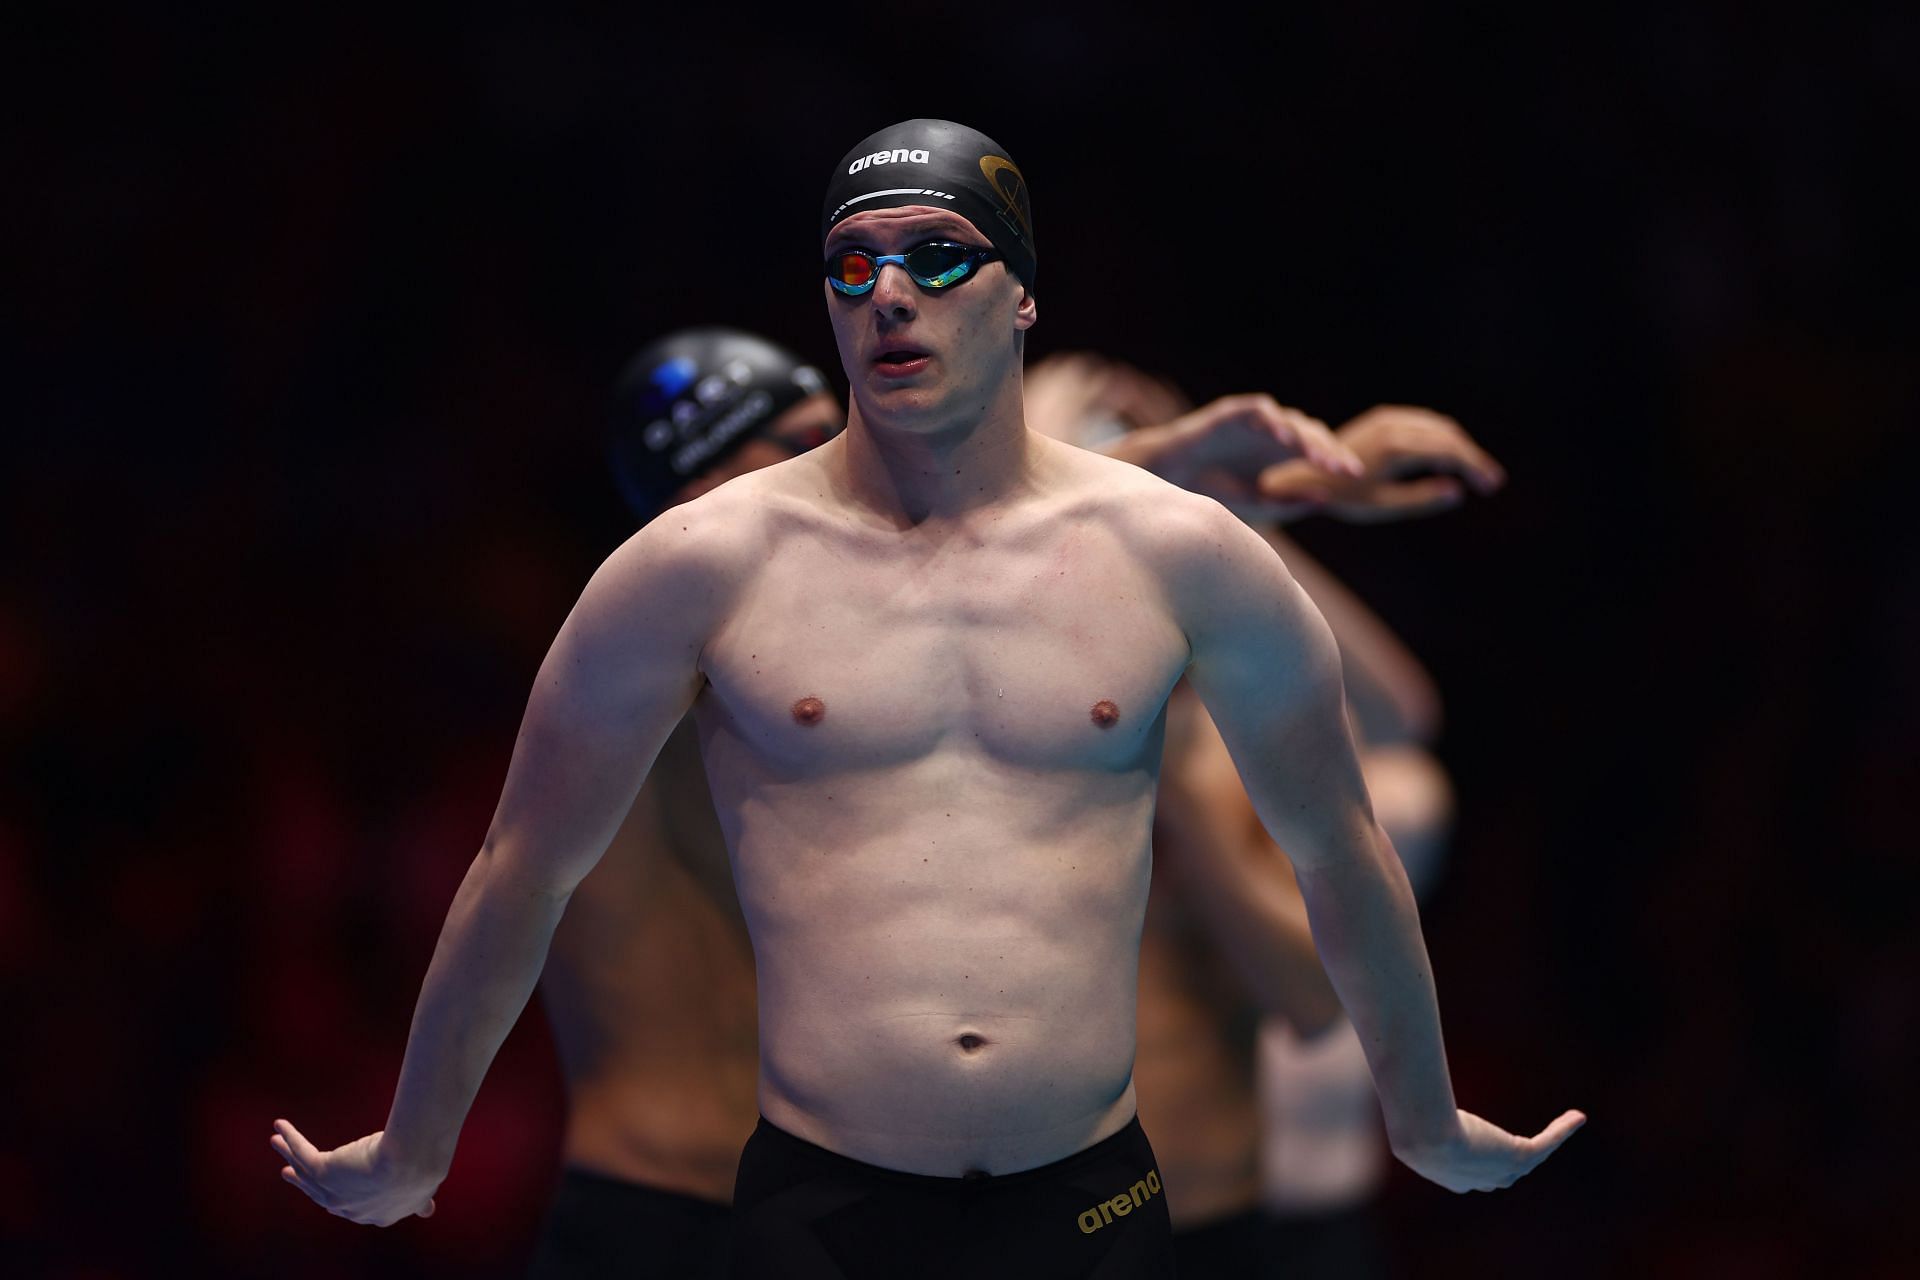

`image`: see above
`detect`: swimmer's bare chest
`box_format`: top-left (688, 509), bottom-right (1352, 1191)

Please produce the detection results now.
top-left (695, 504), bottom-right (1191, 778)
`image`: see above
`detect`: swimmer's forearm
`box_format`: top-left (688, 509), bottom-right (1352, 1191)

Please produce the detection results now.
top-left (1295, 823), bottom-right (1458, 1149)
top-left (379, 848), bottom-right (569, 1177)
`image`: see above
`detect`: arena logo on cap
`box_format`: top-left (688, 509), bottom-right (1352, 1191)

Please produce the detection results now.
top-left (847, 147), bottom-right (932, 174)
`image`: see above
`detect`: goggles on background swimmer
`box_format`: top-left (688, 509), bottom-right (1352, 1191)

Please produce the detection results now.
top-left (825, 241), bottom-right (1001, 296)
top-left (765, 409), bottom-right (841, 456)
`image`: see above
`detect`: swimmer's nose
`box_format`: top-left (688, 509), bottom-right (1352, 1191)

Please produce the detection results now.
top-left (870, 261), bottom-right (918, 321)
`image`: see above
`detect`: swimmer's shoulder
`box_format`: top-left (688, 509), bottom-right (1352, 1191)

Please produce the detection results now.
top-left (1040, 429), bottom-right (1193, 499)
top-left (715, 446), bottom-right (860, 545)
top-left (1044, 439), bottom-right (1307, 637)
top-left (1041, 435), bottom-right (1258, 570)
top-left (588, 475), bottom-right (777, 623)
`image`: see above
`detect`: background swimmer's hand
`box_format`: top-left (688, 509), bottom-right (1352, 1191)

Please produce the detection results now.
top-left (1023, 353), bottom-right (1368, 515)
top-left (270, 1119), bottom-right (442, 1227)
top-left (1259, 405), bottom-right (1507, 523)
top-left (1118, 393), bottom-right (1365, 518)
top-left (1391, 1107), bottom-right (1586, 1193)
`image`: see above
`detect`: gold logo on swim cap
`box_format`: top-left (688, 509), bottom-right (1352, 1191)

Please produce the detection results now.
top-left (978, 155), bottom-right (1033, 245)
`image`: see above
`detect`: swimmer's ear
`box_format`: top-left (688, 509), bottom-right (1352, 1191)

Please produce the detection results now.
top-left (1014, 285), bottom-right (1038, 331)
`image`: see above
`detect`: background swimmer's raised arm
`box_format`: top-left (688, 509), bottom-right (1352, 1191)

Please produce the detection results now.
top-left (270, 498), bottom-right (751, 1226)
top-left (1166, 498), bottom-right (1584, 1193)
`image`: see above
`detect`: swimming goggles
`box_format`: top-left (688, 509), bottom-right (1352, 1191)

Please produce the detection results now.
top-left (825, 241), bottom-right (1000, 296)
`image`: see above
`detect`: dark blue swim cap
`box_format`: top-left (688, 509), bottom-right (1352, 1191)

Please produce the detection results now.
top-left (822, 119), bottom-right (1036, 295)
top-left (608, 328), bottom-right (832, 519)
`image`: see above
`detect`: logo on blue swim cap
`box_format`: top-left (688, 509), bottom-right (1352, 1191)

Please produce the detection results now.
top-left (644, 356), bottom-right (698, 410)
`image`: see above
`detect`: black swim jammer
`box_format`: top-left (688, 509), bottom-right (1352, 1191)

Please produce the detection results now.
top-left (728, 1115), bottom-right (1175, 1279)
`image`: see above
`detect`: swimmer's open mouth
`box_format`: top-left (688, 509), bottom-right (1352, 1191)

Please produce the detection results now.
top-left (875, 347), bottom-right (930, 366)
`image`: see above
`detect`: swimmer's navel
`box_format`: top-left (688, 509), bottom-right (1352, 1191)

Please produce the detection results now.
top-left (791, 695), bottom-right (826, 726)
top-left (956, 1033), bottom-right (989, 1053)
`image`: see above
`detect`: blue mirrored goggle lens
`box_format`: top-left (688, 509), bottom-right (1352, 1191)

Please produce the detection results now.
top-left (902, 243), bottom-right (976, 285)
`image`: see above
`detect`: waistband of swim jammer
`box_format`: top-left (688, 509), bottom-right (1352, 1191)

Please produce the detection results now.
top-left (746, 1114), bottom-right (1149, 1189)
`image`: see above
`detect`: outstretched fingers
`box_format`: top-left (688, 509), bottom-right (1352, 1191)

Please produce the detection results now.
top-left (1504, 1109), bottom-right (1588, 1185)
top-left (273, 1119), bottom-right (325, 1176)
top-left (1526, 1109), bottom-right (1588, 1157)
top-left (1384, 417), bottom-right (1507, 492)
top-left (1268, 405), bottom-right (1363, 476)
top-left (279, 1162), bottom-right (334, 1209)
top-left (272, 1118), bottom-right (350, 1213)
top-left (1410, 1108), bottom-right (1589, 1194)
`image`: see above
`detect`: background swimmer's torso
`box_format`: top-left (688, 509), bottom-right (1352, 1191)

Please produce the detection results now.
top-left (541, 717), bottom-right (759, 1203)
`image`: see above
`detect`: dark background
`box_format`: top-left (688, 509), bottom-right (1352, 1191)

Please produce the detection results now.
top-left (7, 4), bottom-right (1915, 1276)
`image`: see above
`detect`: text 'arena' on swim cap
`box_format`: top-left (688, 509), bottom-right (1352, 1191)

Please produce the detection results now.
top-left (822, 119), bottom-right (1036, 295)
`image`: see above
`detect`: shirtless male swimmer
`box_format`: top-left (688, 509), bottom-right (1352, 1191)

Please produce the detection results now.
top-left (533, 330), bottom-right (1461, 1278)
top-left (272, 119), bottom-right (1584, 1279)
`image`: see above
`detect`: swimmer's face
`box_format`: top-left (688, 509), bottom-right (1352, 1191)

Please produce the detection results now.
top-left (823, 206), bottom-right (1036, 433)
top-left (664, 392), bottom-right (844, 507)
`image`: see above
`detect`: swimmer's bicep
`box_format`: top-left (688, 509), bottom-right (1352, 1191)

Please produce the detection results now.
top-left (1178, 521), bottom-right (1371, 867)
top-left (481, 526), bottom-right (728, 892)
top-left (1174, 504), bottom-right (1334, 710)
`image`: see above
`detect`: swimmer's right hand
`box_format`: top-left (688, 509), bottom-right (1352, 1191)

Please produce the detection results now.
top-left (1390, 1107), bottom-right (1587, 1193)
top-left (270, 1119), bottom-right (442, 1227)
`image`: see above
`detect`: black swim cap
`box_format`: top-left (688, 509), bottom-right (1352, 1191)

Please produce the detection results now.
top-left (821, 119), bottom-right (1036, 294)
top-left (608, 327), bottom-right (832, 518)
